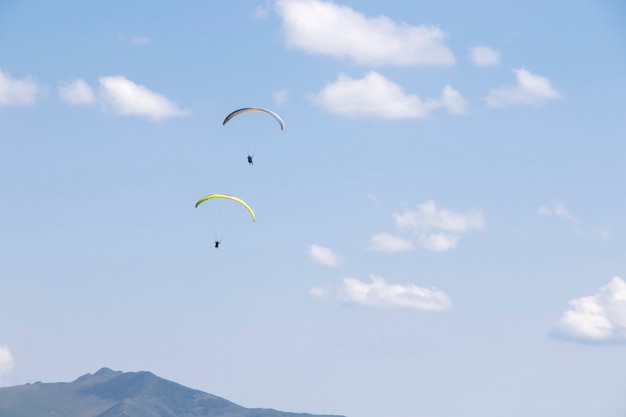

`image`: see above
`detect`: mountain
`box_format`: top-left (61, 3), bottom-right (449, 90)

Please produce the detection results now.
top-left (0, 367), bottom-right (344, 417)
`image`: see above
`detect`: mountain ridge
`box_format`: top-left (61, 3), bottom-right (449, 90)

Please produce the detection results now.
top-left (0, 367), bottom-right (345, 417)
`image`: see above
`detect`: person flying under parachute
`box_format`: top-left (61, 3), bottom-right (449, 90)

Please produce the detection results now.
top-left (195, 194), bottom-right (256, 248)
top-left (222, 107), bottom-right (285, 166)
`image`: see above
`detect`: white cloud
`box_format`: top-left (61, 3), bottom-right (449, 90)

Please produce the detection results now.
top-left (319, 275), bottom-right (451, 311)
top-left (57, 76), bottom-right (189, 122)
top-left (371, 200), bottom-right (485, 252)
top-left (469, 46), bottom-right (500, 66)
top-left (552, 204), bottom-right (571, 219)
top-left (369, 232), bottom-right (414, 252)
top-left (275, 0), bottom-right (455, 67)
top-left (310, 286), bottom-right (329, 298)
top-left (539, 202), bottom-right (610, 241)
top-left (98, 76), bottom-right (189, 121)
top-left (309, 71), bottom-right (466, 119)
top-left (254, 1), bottom-right (273, 19)
top-left (485, 68), bottom-right (561, 107)
top-left (274, 88), bottom-right (289, 105)
top-left (553, 277), bottom-right (626, 343)
top-left (308, 244), bottom-right (343, 267)
top-left (583, 227), bottom-right (611, 241)
top-left (0, 346), bottom-right (14, 375)
top-left (418, 232), bottom-right (459, 252)
top-left (539, 202), bottom-right (572, 219)
top-left (440, 85), bottom-right (468, 114)
top-left (130, 36), bottom-right (152, 46)
top-left (0, 69), bottom-right (40, 106)
top-left (394, 200), bottom-right (485, 233)
top-left (58, 79), bottom-right (95, 105)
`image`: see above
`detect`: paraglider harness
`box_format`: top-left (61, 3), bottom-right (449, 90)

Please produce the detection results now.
top-left (247, 154), bottom-right (254, 165)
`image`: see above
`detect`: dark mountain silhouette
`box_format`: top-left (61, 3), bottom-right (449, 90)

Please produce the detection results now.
top-left (0, 367), bottom-right (344, 417)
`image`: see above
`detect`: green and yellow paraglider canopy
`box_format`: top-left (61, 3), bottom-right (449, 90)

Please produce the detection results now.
top-left (195, 194), bottom-right (255, 222)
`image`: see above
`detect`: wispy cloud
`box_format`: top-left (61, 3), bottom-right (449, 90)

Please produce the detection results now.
top-left (469, 46), bottom-right (500, 66)
top-left (0, 346), bottom-right (14, 376)
top-left (58, 79), bottom-right (96, 105)
top-left (274, 88), bottom-right (289, 105)
top-left (275, 0), bottom-right (455, 67)
top-left (371, 200), bottom-right (484, 252)
top-left (394, 200), bottom-right (485, 232)
top-left (130, 36), bottom-right (152, 46)
top-left (539, 202), bottom-right (573, 219)
top-left (254, 1), bottom-right (273, 19)
top-left (311, 275), bottom-right (451, 311)
top-left (308, 244), bottom-right (343, 267)
top-left (309, 71), bottom-right (467, 119)
top-left (440, 85), bottom-right (468, 114)
top-left (98, 76), bottom-right (189, 121)
top-left (118, 35), bottom-right (152, 46)
top-left (369, 233), bottom-right (414, 252)
top-left (0, 69), bottom-right (40, 106)
top-left (539, 202), bottom-right (610, 241)
top-left (553, 277), bottom-right (626, 343)
top-left (485, 68), bottom-right (560, 107)
top-left (309, 286), bottom-right (328, 298)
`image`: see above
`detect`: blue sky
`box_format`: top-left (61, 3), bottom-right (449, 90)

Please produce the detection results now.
top-left (1, 1), bottom-right (626, 416)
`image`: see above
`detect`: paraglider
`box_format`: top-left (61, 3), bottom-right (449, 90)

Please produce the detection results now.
top-left (222, 107), bottom-right (285, 165)
top-left (195, 194), bottom-right (256, 248)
